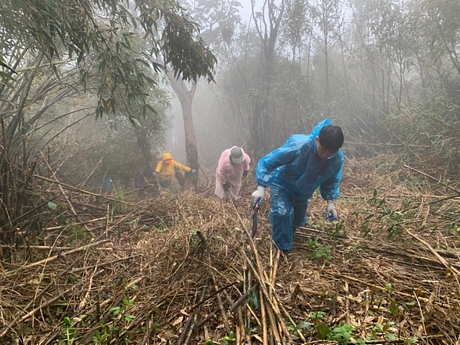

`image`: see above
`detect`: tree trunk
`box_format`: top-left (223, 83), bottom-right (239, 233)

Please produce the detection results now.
top-left (134, 127), bottom-right (159, 192)
top-left (250, 0), bottom-right (285, 160)
top-left (168, 78), bottom-right (198, 191)
top-left (324, 32), bottom-right (330, 106)
top-left (135, 127), bottom-right (154, 169)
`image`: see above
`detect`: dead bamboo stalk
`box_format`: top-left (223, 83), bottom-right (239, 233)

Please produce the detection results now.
top-left (5, 239), bottom-right (110, 275)
top-left (41, 154), bottom-right (78, 216)
top-left (243, 254), bottom-right (290, 343)
top-left (44, 217), bottom-right (107, 230)
top-left (354, 334), bottom-right (445, 344)
top-left (78, 266), bottom-right (97, 310)
top-left (0, 244), bottom-right (113, 250)
top-left (260, 291), bottom-right (268, 345)
top-left (273, 291), bottom-right (306, 342)
top-left (105, 202), bottom-right (110, 237)
top-left (345, 281), bottom-right (350, 323)
top-left (33, 174), bottom-right (133, 205)
top-left (404, 228), bottom-right (460, 276)
top-left (182, 285), bottom-right (208, 345)
top-left (229, 283), bottom-right (259, 312)
top-left (140, 313), bottom-right (154, 345)
top-left (233, 202), bottom-right (291, 343)
top-left (271, 248), bottom-right (280, 292)
top-left (220, 279), bottom-right (244, 343)
top-left (0, 284), bottom-right (77, 338)
top-left (245, 254), bottom-right (253, 345)
top-left (70, 254), bottom-right (139, 273)
top-left (212, 274), bottom-right (231, 334)
top-left (324, 270), bottom-right (456, 308)
top-left (80, 156), bottom-right (104, 188)
top-left (413, 291), bottom-right (427, 336)
top-left (237, 306), bottom-right (246, 344)
top-left (403, 164), bottom-right (460, 195)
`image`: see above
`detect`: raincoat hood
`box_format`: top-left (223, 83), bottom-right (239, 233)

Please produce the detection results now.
top-left (162, 152), bottom-right (172, 161)
top-left (255, 118), bottom-right (344, 200)
top-left (229, 146), bottom-right (244, 164)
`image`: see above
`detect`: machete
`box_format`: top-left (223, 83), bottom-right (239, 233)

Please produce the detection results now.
top-left (251, 197), bottom-right (261, 238)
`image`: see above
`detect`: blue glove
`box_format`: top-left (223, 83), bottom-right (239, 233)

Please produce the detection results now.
top-left (191, 169), bottom-right (197, 174)
top-left (326, 200), bottom-right (337, 221)
top-left (152, 172), bottom-right (158, 177)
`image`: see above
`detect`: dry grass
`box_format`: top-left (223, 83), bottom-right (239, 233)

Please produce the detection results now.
top-left (1, 156), bottom-right (460, 344)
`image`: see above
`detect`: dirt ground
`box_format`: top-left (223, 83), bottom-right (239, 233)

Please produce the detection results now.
top-left (1, 156), bottom-right (459, 344)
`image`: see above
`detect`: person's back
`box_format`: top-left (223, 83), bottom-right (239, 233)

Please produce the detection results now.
top-left (154, 152), bottom-right (195, 189)
top-left (215, 146), bottom-right (250, 200)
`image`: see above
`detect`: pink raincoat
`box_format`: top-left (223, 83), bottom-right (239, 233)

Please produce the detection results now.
top-left (215, 147), bottom-right (251, 200)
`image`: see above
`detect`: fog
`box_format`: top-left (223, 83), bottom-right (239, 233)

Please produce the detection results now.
top-left (162, 0), bottom-right (460, 181)
top-left (2, 1), bottom-right (460, 342)
top-left (2, 0), bottom-right (460, 190)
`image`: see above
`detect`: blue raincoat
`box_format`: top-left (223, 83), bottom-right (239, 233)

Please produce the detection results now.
top-left (255, 119), bottom-right (344, 251)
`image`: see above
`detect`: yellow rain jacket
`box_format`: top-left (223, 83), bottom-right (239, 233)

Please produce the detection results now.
top-left (154, 152), bottom-right (191, 183)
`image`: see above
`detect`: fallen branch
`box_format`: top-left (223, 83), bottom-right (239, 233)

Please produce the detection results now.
top-left (405, 228), bottom-right (460, 277)
top-left (5, 239), bottom-right (110, 275)
top-left (0, 284), bottom-right (78, 338)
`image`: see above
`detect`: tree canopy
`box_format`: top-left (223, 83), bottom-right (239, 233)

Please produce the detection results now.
top-left (0, 0), bottom-right (217, 117)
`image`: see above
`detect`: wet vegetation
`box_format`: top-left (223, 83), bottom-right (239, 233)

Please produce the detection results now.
top-left (2, 0), bottom-right (460, 344)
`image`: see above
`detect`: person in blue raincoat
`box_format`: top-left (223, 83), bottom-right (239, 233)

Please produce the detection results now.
top-left (251, 119), bottom-right (344, 252)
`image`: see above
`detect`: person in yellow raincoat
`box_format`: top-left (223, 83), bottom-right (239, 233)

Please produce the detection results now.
top-left (153, 152), bottom-right (197, 188)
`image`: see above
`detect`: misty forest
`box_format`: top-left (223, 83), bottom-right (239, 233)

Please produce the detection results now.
top-left (1, 0), bottom-right (460, 343)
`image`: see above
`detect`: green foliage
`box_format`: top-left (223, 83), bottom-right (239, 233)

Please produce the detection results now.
top-left (248, 288), bottom-right (259, 310)
top-left (0, 1), bottom-right (212, 240)
top-left (306, 240), bottom-right (333, 262)
top-left (314, 322), bottom-right (354, 345)
top-left (110, 186), bottom-right (129, 215)
top-left (92, 329), bottom-right (110, 344)
top-left (328, 324), bottom-right (354, 345)
top-left (92, 295), bottom-right (137, 344)
top-left (1, 0), bottom-right (216, 119)
top-left (309, 311), bottom-right (326, 320)
top-left (287, 320), bottom-right (313, 333)
top-left (307, 216), bottom-right (345, 238)
top-left (330, 219), bottom-right (347, 238)
top-left (360, 189), bottom-right (416, 239)
top-left (383, 92), bottom-right (460, 177)
top-left (65, 224), bottom-right (92, 245)
top-left (316, 323), bottom-right (330, 339)
top-left (0, 54), bottom-right (16, 87)
top-left (59, 317), bottom-right (75, 345)
top-left (154, 219), bottom-right (169, 233)
top-left (218, 330), bottom-right (236, 345)
top-left (371, 321), bottom-right (396, 340)
top-left (388, 300), bottom-right (400, 316)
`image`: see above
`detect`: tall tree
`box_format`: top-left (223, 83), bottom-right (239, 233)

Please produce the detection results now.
top-left (0, 0), bottom-right (216, 255)
top-left (310, 0), bottom-right (343, 107)
top-left (250, 0), bottom-right (285, 159)
top-left (282, 0), bottom-right (313, 64)
top-left (161, 0), bottom-right (241, 189)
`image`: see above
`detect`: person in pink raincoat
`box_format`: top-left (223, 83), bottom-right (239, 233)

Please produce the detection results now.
top-left (215, 146), bottom-right (251, 200)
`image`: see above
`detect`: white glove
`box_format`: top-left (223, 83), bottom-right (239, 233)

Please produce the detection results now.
top-left (326, 200), bottom-right (337, 221)
top-left (252, 186), bottom-right (265, 202)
